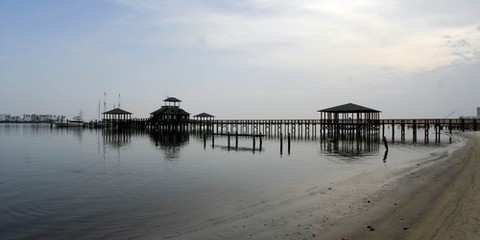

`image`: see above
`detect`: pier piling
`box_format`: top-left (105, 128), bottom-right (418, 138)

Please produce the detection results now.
top-left (288, 132), bottom-right (291, 155)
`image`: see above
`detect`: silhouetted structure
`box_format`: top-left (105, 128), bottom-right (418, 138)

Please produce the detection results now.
top-left (194, 112), bottom-right (215, 121)
top-left (102, 108), bottom-right (132, 128)
top-left (150, 97), bottom-right (190, 130)
top-left (192, 112), bottom-right (215, 132)
top-left (92, 97), bottom-right (477, 144)
top-left (318, 103), bottom-right (381, 141)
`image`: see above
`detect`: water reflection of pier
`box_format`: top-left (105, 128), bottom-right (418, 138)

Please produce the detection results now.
top-left (102, 128), bottom-right (135, 149)
top-left (150, 130), bottom-right (189, 159)
top-left (320, 139), bottom-right (380, 157)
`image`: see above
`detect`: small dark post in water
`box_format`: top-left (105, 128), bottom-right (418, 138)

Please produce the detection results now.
top-left (412, 120), bottom-right (417, 143)
top-left (448, 119), bottom-right (453, 135)
top-left (381, 121), bottom-right (385, 138)
top-left (212, 133), bottom-right (215, 149)
top-left (449, 119), bottom-right (453, 143)
top-left (383, 136), bottom-right (389, 151)
top-left (203, 134), bottom-right (207, 149)
top-left (383, 149), bottom-right (388, 163)
top-left (280, 132), bottom-right (283, 155)
top-left (259, 133), bottom-right (263, 151)
top-left (227, 132), bottom-right (231, 150)
top-left (400, 121), bottom-right (405, 143)
top-left (424, 123), bottom-right (429, 144)
top-left (235, 131), bottom-right (239, 149)
top-left (391, 120), bottom-right (395, 143)
top-left (287, 132), bottom-right (291, 155)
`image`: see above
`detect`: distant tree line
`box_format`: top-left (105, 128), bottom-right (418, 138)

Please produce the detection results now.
top-left (0, 114), bottom-right (66, 123)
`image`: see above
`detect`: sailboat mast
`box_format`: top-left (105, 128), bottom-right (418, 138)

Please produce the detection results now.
top-left (103, 92), bottom-right (106, 114)
top-left (98, 101), bottom-right (101, 121)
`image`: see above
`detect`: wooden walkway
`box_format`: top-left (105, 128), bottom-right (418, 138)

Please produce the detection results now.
top-left (104, 117), bottom-right (479, 143)
top-left (190, 118), bottom-right (478, 144)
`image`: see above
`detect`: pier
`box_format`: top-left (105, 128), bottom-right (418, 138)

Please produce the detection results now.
top-left (100, 117), bottom-right (478, 141)
top-left (93, 98), bottom-right (478, 144)
top-left (192, 118), bottom-right (477, 142)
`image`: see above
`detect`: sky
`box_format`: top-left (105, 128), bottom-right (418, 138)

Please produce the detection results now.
top-left (1, 0), bottom-right (479, 120)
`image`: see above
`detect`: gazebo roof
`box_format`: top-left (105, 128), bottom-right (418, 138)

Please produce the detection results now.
top-left (163, 108), bottom-right (190, 116)
top-left (318, 103), bottom-right (380, 113)
top-left (150, 106), bottom-right (190, 116)
top-left (164, 97), bottom-right (181, 102)
top-left (103, 108), bottom-right (132, 115)
top-left (194, 112), bottom-right (215, 118)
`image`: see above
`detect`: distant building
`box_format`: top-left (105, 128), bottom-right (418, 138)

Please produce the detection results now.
top-left (150, 97), bottom-right (190, 125)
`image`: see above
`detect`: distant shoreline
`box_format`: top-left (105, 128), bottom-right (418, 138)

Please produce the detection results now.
top-left (0, 121), bottom-right (54, 124)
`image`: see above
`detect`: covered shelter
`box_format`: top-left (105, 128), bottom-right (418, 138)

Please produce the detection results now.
top-left (103, 108), bottom-right (132, 122)
top-left (318, 103), bottom-right (381, 124)
top-left (193, 112), bottom-right (215, 132)
top-left (150, 97), bottom-right (190, 125)
top-left (318, 103), bottom-right (381, 140)
top-left (194, 112), bottom-right (215, 122)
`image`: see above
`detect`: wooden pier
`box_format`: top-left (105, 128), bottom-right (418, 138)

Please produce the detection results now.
top-left (96, 100), bottom-right (478, 144)
top-left (102, 118), bottom-right (478, 141)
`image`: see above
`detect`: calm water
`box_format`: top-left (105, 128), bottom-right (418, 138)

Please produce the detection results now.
top-left (0, 124), bottom-right (455, 239)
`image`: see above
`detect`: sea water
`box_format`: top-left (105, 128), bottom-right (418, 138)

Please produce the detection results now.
top-left (0, 124), bottom-right (456, 239)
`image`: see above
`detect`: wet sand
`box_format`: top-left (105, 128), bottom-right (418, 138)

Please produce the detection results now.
top-left (174, 132), bottom-right (479, 240)
top-left (310, 131), bottom-right (480, 240)
top-left (357, 132), bottom-right (480, 240)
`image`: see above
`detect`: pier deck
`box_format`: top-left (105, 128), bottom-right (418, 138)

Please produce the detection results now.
top-left (100, 117), bottom-right (478, 144)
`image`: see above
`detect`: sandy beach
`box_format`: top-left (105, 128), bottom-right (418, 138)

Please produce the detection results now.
top-left (315, 132), bottom-right (480, 240)
top-left (355, 132), bottom-right (480, 240)
top-left (174, 132), bottom-right (480, 240)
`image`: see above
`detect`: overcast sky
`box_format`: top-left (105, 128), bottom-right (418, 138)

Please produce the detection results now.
top-left (1, 0), bottom-right (479, 119)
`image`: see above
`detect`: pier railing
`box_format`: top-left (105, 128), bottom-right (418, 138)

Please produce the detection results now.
top-left (96, 117), bottom-right (478, 143)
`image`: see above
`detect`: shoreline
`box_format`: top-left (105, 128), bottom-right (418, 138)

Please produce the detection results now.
top-left (175, 132), bottom-right (478, 239)
top-left (313, 131), bottom-right (480, 240)
top-left (377, 132), bottom-right (480, 240)
top-left (316, 133), bottom-right (480, 239)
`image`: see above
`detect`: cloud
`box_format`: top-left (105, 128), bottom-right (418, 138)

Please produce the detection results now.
top-left (108, 0), bottom-right (480, 76)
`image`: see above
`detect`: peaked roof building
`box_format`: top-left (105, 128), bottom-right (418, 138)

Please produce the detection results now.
top-left (150, 97), bottom-right (190, 124)
top-left (318, 103), bottom-right (380, 113)
top-left (103, 108), bottom-right (132, 115)
top-left (318, 103), bottom-right (381, 123)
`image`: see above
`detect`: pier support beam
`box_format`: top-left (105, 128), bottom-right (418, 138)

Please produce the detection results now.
top-left (391, 120), bottom-right (395, 143)
top-left (401, 120), bottom-right (405, 143)
top-left (425, 123), bottom-right (429, 144)
top-left (412, 120), bottom-right (417, 143)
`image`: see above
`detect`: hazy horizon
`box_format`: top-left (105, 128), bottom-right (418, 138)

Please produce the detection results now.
top-left (1, 0), bottom-right (479, 120)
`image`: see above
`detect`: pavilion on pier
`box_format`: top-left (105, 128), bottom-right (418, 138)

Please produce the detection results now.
top-left (318, 103), bottom-right (381, 140)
